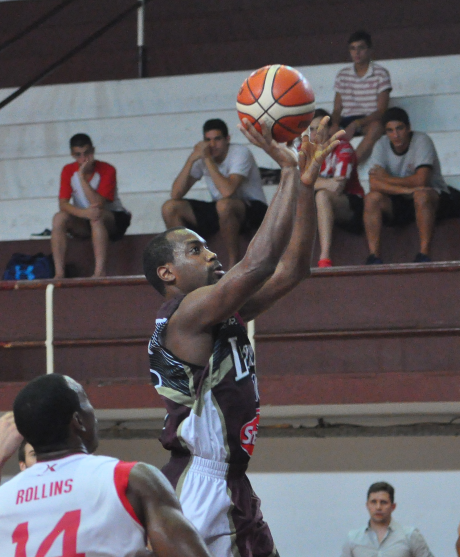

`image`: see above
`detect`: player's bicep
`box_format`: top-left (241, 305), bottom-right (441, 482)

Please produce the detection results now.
top-left (175, 260), bottom-right (273, 330)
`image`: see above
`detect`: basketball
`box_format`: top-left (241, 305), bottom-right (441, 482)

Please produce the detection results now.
top-left (236, 64), bottom-right (316, 143)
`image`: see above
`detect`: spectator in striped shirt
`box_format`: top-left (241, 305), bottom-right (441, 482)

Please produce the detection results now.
top-left (330, 30), bottom-right (392, 164)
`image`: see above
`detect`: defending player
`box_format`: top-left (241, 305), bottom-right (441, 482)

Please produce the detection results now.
top-left (143, 118), bottom-right (344, 557)
top-left (0, 374), bottom-right (212, 557)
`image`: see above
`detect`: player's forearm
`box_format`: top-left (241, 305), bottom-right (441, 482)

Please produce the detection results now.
top-left (243, 166), bottom-right (299, 274)
top-left (60, 200), bottom-right (88, 219)
top-left (79, 176), bottom-right (104, 206)
top-left (369, 179), bottom-right (411, 195)
top-left (203, 158), bottom-right (237, 197)
top-left (171, 158), bottom-right (196, 199)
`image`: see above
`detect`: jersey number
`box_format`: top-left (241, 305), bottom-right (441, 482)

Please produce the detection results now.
top-left (12, 510), bottom-right (85, 557)
top-left (228, 337), bottom-right (250, 381)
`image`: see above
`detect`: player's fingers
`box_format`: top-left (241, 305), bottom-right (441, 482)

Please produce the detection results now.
top-left (259, 118), bottom-right (273, 144)
top-left (315, 116), bottom-right (330, 144)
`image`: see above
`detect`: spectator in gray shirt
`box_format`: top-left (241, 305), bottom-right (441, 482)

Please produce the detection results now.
top-left (340, 481), bottom-right (434, 557)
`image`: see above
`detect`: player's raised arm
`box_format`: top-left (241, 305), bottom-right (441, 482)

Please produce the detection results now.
top-left (171, 119), bottom-right (302, 330)
top-left (0, 412), bottom-right (23, 482)
top-left (127, 463), bottom-right (212, 557)
top-left (239, 117), bottom-right (345, 321)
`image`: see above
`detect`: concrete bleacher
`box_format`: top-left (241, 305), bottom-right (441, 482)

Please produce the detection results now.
top-left (0, 54), bottom-right (459, 242)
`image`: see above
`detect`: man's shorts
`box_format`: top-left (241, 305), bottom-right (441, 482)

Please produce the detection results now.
top-left (186, 199), bottom-right (268, 238)
top-left (110, 210), bottom-right (131, 241)
top-left (337, 193), bottom-right (364, 234)
top-left (339, 114), bottom-right (366, 136)
top-left (384, 190), bottom-right (453, 227)
top-left (162, 455), bottom-right (279, 557)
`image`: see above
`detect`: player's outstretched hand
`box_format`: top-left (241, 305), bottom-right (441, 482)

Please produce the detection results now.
top-left (238, 118), bottom-right (298, 168)
top-left (0, 411), bottom-right (23, 466)
top-left (299, 116), bottom-right (345, 187)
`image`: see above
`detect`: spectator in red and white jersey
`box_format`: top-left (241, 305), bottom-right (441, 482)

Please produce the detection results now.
top-left (51, 133), bottom-right (131, 278)
top-left (330, 30), bottom-right (392, 164)
top-left (303, 109), bottom-right (364, 268)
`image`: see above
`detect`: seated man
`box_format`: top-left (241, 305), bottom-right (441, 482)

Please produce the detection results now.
top-left (162, 118), bottom-right (267, 269)
top-left (307, 109), bottom-right (365, 268)
top-left (364, 107), bottom-right (452, 264)
top-left (51, 133), bottom-right (131, 278)
top-left (330, 30), bottom-right (392, 164)
top-left (341, 481), bottom-right (434, 557)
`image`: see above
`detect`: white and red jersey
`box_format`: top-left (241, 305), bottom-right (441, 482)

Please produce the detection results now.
top-left (319, 139), bottom-right (364, 197)
top-left (59, 160), bottom-right (126, 212)
top-left (0, 453), bottom-right (145, 557)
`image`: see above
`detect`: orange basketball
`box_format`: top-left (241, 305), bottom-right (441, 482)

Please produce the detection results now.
top-left (236, 64), bottom-right (316, 143)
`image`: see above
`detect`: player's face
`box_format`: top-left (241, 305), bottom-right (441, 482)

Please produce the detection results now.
top-left (366, 491), bottom-right (395, 525)
top-left (169, 230), bottom-right (225, 292)
top-left (204, 130), bottom-right (230, 163)
top-left (385, 120), bottom-right (411, 153)
top-left (71, 144), bottom-right (95, 168)
top-left (349, 40), bottom-right (371, 66)
top-left (65, 377), bottom-right (99, 454)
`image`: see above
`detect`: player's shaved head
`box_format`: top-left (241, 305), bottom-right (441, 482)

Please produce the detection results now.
top-left (143, 227), bottom-right (187, 295)
top-left (13, 374), bottom-right (82, 453)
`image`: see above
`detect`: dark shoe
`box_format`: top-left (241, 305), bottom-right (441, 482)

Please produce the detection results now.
top-left (30, 228), bottom-right (51, 239)
top-left (414, 252), bottom-right (431, 263)
top-left (366, 254), bottom-right (383, 265)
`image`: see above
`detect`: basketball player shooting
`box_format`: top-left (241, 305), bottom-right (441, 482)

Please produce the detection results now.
top-left (0, 374), bottom-right (212, 557)
top-left (143, 117), bottom-right (344, 557)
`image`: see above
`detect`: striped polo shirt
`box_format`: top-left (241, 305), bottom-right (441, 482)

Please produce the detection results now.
top-left (334, 62), bottom-right (392, 117)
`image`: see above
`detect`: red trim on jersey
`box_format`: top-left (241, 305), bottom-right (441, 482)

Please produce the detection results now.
top-left (113, 461), bottom-right (142, 526)
top-left (58, 160), bottom-right (116, 201)
top-left (59, 162), bottom-right (79, 200)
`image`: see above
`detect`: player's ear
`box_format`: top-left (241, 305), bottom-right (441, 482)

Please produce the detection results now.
top-left (157, 264), bottom-right (176, 286)
top-left (72, 411), bottom-right (86, 433)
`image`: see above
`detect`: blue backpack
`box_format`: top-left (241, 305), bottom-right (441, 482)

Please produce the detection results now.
top-left (2, 253), bottom-right (54, 281)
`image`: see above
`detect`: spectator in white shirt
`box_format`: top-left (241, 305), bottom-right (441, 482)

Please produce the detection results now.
top-left (162, 119), bottom-right (267, 269)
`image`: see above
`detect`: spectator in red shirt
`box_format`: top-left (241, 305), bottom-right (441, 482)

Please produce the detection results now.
top-left (307, 109), bottom-right (365, 268)
top-left (330, 30), bottom-right (392, 164)
top-left (51, 134), bottom-right (131, 278)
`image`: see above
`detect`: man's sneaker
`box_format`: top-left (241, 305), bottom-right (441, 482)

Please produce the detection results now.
top-left (414, 252), bottom-right (431, 263)
top-left (30, 228), bottom-right (51, 239)
top-left (318, 258), bottom-right (333, 268)
top-left (365, 254), bottom-right (383, 265)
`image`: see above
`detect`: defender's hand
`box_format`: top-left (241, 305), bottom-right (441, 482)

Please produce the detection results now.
top-left (299, 116), bottom-right (345, 187)
top-left (238, 118), bottom-right (298, 168)
top-left (0, 412), bottom-right (23, 465)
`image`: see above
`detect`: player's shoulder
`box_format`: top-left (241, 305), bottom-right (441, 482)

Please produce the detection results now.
top-left (336, 65), bottom-right (354, 78)
top-left (61, 161), bottom-right (79, 174)
top-left (372, 62), bottom-right (391, 76)
top-left (228, 143), bottom-right (252, 156)
top-left (346, 525), bottom-right (368, 542)
top-left (95, 160), bottom-right (116, 172)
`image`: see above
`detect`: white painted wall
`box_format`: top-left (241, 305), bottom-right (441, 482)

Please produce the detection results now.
top-left (249, 471), bottom-right (458, 557)
top-left (0, 54), bottom-right (459, 240)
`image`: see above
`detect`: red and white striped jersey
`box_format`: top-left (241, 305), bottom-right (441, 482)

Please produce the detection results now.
top-left (319, 139), bottom-right (364, 197)
top-left (334, 62), bottom-right (392, 117)
top-left (0, 453), bottom-right (145, 557)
